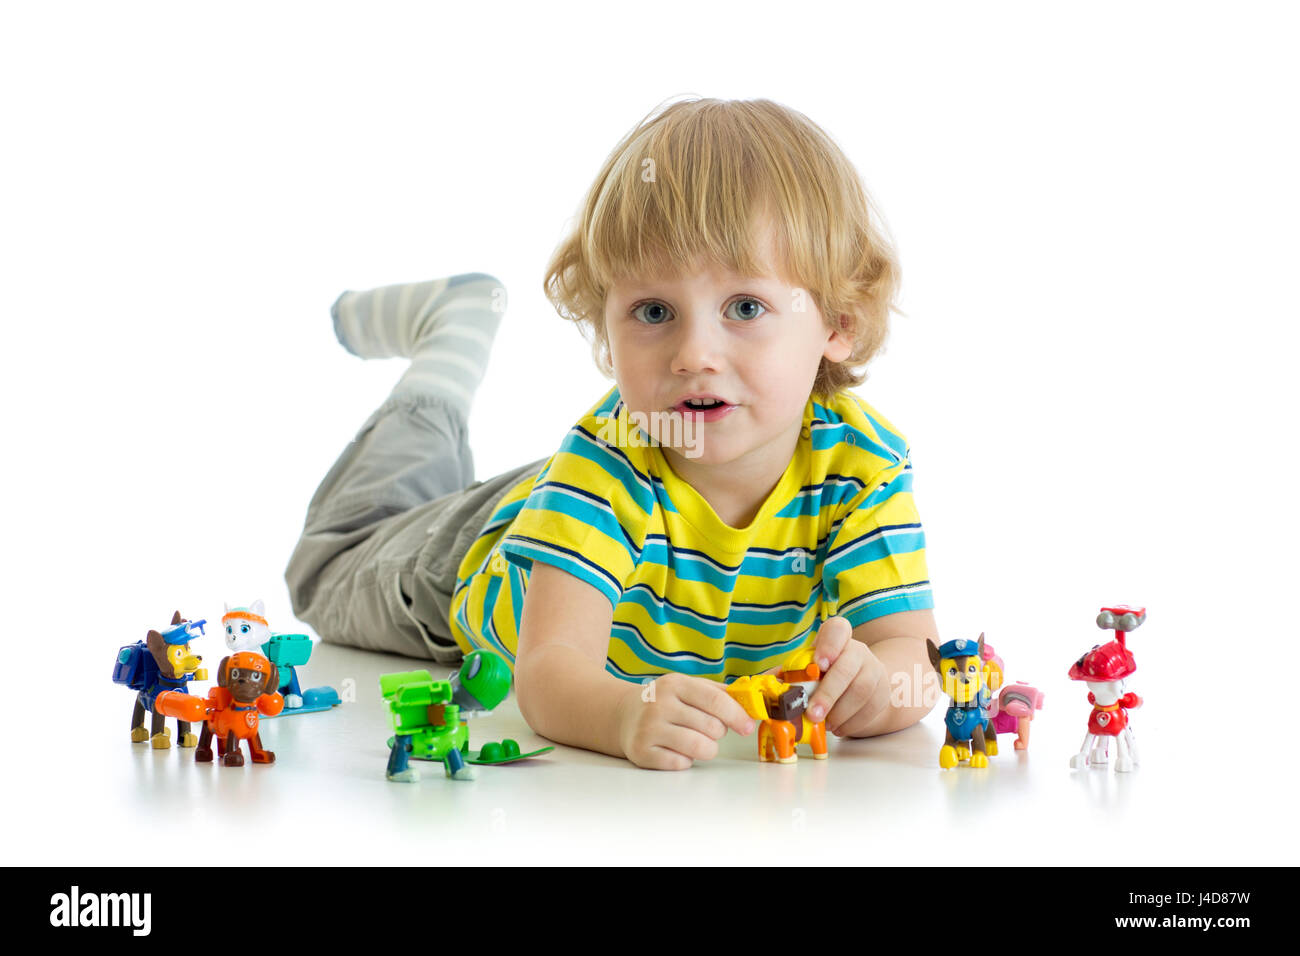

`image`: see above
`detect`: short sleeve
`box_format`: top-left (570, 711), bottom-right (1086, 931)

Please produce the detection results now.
top-left (496, 420), bottom-right (653, 611)
top-left (820, 457), bottom-right (934, 627)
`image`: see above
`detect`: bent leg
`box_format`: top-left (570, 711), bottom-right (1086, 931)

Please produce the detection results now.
top-left (287, 454), bottom-right (545, 661)
top-left (286, 273), bottom-right (541, 662)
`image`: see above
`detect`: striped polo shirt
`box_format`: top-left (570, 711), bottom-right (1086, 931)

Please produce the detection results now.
top-left (448, 385), bottom-right (933, 682)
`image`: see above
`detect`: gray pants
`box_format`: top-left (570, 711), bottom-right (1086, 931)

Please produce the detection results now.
top-left (285, 388), bottom-right (546, 664)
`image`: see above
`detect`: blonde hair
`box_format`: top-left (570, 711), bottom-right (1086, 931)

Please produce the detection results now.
top-left (543, 96), bottom-right (902, 399)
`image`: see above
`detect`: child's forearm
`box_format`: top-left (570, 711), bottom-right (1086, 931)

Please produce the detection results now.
top-left (858, 636), bottom-right (936, 736)
top-left (513, 642), bottom-right (639, 759)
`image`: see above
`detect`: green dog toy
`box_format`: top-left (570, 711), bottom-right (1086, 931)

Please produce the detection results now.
top-left (380, 650), bottom-right (552, 782)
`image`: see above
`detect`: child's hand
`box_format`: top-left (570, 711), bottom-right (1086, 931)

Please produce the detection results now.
top-left (805, 615), bottom-right (890, 737)
top-left (615, 673), bottom-right (755, 770)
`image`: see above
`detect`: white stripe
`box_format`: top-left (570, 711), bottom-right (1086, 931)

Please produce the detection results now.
top-left (371, 285), bottom-right (392, 354)
top-left (415, 278), bottom-right (452, 323)
top-left (338, 291), bottom-right (358, 336)
top-left (410, 345), bottom-right (490, 379)
top-left (838, 581), bottom-right (931, 614)
top-left (536, 482), bottom-right (621, 526)
top-left (506, 539), bottom-right (620, 593)
top-left (396, 282), bottom-right (417, 342)
top-left (426, 321), bottom-right (497, 350)
top-left (396, 368), bottom-right (473, 407)
top-left (571, 428), bottom-right (655, 497)
top-left (619, 580), bottom-right (823, 628)
top-left (828, 525), bottom-right (916, 564)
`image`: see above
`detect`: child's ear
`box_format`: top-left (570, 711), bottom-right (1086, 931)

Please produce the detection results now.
top-left (823, 314), bottom-right (854, 363)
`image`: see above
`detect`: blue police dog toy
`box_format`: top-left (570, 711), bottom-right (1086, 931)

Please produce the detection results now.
top-left (112, 611), bottom-right (208, 749)
top-left (926, 633), bottom-right (998, 769)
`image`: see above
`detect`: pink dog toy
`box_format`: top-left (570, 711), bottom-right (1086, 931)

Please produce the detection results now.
top-left (981, 642), bottom-right (1043, 751)
top-left (993, 682), bottom-right (1044, 749)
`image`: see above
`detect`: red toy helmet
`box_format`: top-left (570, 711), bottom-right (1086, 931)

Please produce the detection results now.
top-left (1068, 640), bottom-right (1136, 682)
top-left (1069, 603), bottom-right (1145, 681)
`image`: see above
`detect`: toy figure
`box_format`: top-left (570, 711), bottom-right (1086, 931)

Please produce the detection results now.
top-left (112, 611), bottom-right (208, 749)
top-left (222, 600), bottom-right (271, 652)
top-left (980, 641), bottom-right (1044, 751)
top-left (726, 649), bottom-right (828, 763)
top-left (156, 651), bottom-right (285, 766)
top-left (992, 683), bottom-right (1044, 751)
top-left (926, 634), bottom-right (997, 768)
top-left (381, 650), bottom-right (550, 782)
top-left (224, 599), bottom-right (340, 714)
top-left (1069, 605), bottom-right (1144, 772)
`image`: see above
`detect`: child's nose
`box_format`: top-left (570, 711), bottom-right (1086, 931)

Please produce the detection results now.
top-left (670, 315), bottom-right (722, 374)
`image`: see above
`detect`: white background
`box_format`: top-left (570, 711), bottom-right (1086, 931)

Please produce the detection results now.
top-left (3, 1), bottom-right (1296, 865)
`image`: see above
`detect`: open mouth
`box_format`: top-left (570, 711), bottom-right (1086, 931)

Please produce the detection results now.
top-left (673, 397), bottom-right (736, 421)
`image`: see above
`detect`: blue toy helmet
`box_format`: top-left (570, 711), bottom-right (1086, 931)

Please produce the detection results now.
top-left (937, 637), bottom-right (980, 659)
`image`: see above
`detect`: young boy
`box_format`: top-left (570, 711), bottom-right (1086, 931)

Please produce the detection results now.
top-left (286, 97), bottom-right (940, 770)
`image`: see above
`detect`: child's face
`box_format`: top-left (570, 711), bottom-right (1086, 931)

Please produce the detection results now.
top-left (603, 221), bottom-right (852, 472)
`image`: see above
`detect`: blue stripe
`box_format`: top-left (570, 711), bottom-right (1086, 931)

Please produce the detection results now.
top-left (858, 407), bottom-right (909, 461)
top-left (773, 477), bottom-right (865, 519)
top-left (811, 419), bottom-right (899, 462)
top-left (824, 530), bottom-right (927, 598)
top-left (617, 582), bottom-right (822, 638)
top-left (484, 605), bottom-right (516, 664)
top-left (593, 387), bottom-right (621, 418)
top-left (839, 583), bottom-right (935, 627)
top-left (648, 474), bottom-right (682, 514)
top-left (726, 593), bottom-right (821, 627)
top-left (608, 619), bottom-right (817, 676)
top-left (527, 480), bottom-right (641, 560)
top-left (812, 399), bottom-right (842, 425)
top-left (498, 535), bottom-right (623, 609)
top-left (562, 426), bottom-right (656, 513)
top-left (822, 470), bottom-right (915, 548)
top-left (826, 521), bottom-right (925, 563)
top-left (507, 562), bottom-right (524, 632)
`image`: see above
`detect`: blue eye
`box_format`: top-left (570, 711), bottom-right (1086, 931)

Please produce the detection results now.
top-left (226, 625), bottom-right (233, 635)
top-left (631, 297), bottom-right (767, 325)
top-left (631, 301), bottom-right (671, 325)
top-left (726, 298), bottom-right (766, 321)
top-left (241, 624), bottom-right (250, 634)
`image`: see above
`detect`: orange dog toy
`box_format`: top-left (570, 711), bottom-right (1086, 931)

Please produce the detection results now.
top-left (726, 650), bottom-right (828, 763)
top-left (156, 651), bottom-right (284, 767)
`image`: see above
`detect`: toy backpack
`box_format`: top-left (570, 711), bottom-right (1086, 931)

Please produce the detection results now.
top-left (262, 633), bottom-right (313, 692)
top-left (112, 641), bottom-right (158, 691)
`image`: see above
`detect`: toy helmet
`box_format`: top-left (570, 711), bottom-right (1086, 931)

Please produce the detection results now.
top-left (450, 650), bottom-right (512, 713)
top-left (223, 599), bottom-right (269, 628)
top-left (1070, 604), bottom-right (1145, 682)
top-left (227, 651), bottom-right (274, 676)
top-left (778, 647), bottom-right (821, 682)
top-left (1068, 640), bottom-right (1136, 682)
top-left (937, 636), bottom-right (982, 659)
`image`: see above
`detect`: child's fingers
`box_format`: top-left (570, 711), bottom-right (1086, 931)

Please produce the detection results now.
top-left (825, 664), bottom-right (885, 734)
top-left (679, 677), bottom-right (756, 736)
top-left (641, 745), bottom-right (694, 771)
top-left (669, 700), bottom-right (730, 741)
top-left (656, 723), bottom-right (721, 762)
top-left (807, 651), bottom-right (860, 724)
top-left (812, 615), bottom-right (853, 672)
